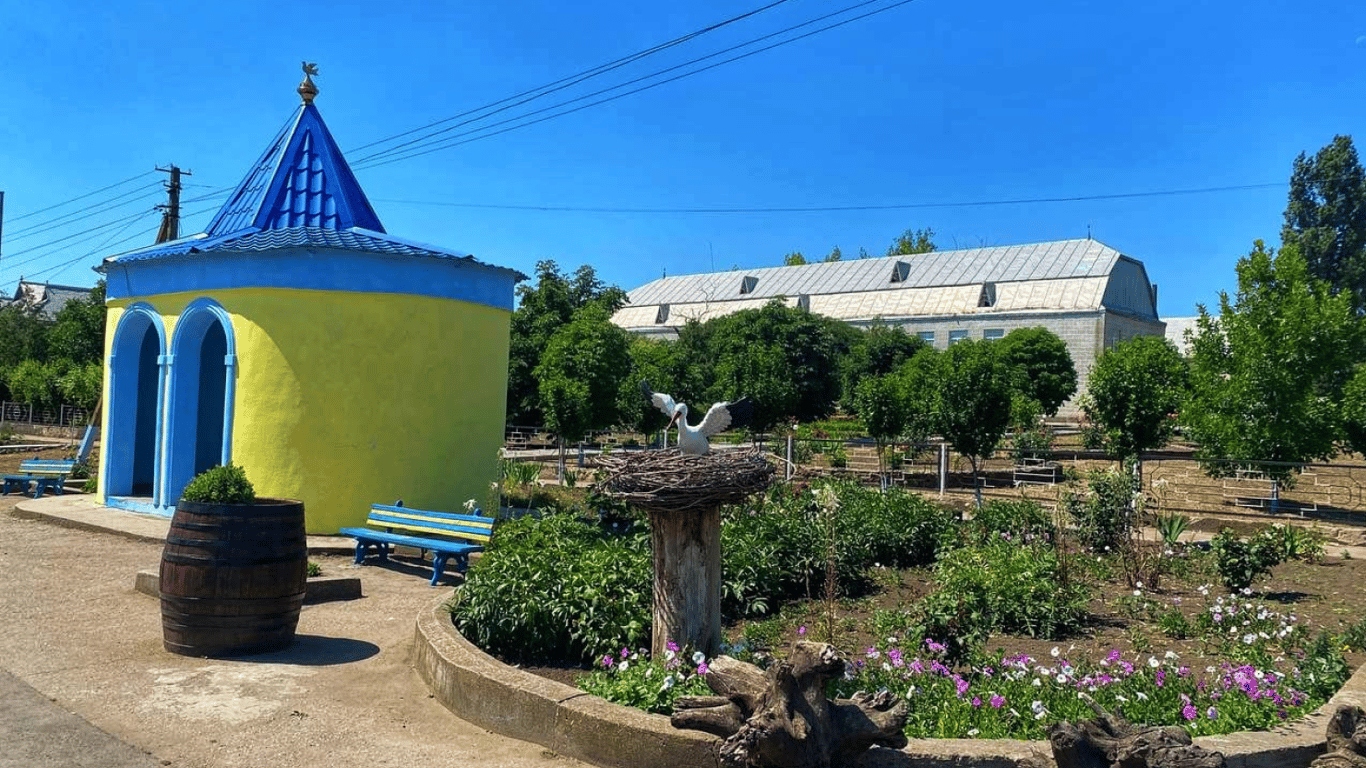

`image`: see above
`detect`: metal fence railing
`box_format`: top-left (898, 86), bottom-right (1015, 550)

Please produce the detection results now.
top-left (1, 401), bottom-right (92, 427)
top-left (500, 426), bottom-right (1366, 526)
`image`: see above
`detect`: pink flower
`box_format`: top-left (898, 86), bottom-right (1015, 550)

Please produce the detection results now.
top-left (990, 694), bottom-right (1005, 709)
top-left (697, 662), bottom-right (710, 675)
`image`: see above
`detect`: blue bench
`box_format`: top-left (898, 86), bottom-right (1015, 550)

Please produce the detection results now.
top-left (338, 501), bottom-right (495, 586)
top-left (2, 459), bottom-right (77, 499)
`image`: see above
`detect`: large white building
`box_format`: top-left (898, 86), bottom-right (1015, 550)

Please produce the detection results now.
top-left (611, 238), bottom-right (1165, 416)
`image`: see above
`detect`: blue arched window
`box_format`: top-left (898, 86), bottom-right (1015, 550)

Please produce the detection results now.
top-left (164, 298), bottom-right (238, 505)
top-left (104, 304), bottom-right (167, 507)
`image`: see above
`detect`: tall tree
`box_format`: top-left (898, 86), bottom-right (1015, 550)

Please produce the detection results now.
top-left (705, 300), bottom-right (856, 432)
top-left (507, 261), bottom-right (626, 425)
top-left (839, 322), bottom-right (926, 414)
top-left (1081, 335), bottom-right (1187, 487)
top-left (534, 304), bottom-right (631, 476)
top-left (783, 251), bottom-right (807, 266)
top-left (996, 326), bottom-right (1077, 417)
top-left (935, 338), bottom-right (1011, 509)
top-left (46, 281), bottom-right (106, 366)
top-left (1282, 135), bottom-right (1366, 313)
top-left (1183, 241), bottom-right (1360, 501)
top-left (824, 246), bottom-right (843, 262)
top-left (886, 227), bottom-right (938, 256)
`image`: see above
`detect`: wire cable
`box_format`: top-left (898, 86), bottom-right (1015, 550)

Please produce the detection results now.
top-left (354, 0), bottom-right (917, 169)
top-left (22, 216), bottom-right (157, 283)
top-left (3, 170), bottom-right (157, 224)
top-left (4, 182), bottom-right (163, 241)
top-left (348, 0), bottom-right (797, 158)
top-left (371, 182), bottom-right (1286, 215)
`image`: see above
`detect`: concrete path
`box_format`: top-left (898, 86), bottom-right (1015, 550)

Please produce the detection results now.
top-left (0, 494), bottom-right (582, 768)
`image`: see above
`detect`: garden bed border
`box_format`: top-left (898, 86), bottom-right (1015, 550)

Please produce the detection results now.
top-left (415, 592), bottom-right (1366, 768)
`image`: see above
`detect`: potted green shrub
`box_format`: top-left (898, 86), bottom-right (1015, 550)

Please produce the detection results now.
top-left (159, 463), bottom-right (307, 657)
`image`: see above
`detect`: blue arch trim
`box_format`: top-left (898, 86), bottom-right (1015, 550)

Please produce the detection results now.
top-left (164, 298), bottom-right (238, 505)
top-left (104, 303), bottom-right (169, 510)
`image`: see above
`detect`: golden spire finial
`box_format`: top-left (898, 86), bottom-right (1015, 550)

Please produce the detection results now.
top-left (298, 61), bottom-right (319, 105)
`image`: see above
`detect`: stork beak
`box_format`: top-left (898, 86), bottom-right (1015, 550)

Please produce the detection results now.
top-left (667, 413), bottom-right (679, 429)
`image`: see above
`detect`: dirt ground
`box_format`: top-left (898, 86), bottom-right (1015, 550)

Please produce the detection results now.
top-left (0, 498), bottom-right (582, 768)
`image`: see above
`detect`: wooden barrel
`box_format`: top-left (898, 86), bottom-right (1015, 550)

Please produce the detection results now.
top-left (160, 497), bottom-right (307, 657)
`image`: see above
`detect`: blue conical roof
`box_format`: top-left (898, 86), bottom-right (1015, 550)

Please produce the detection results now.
top-left (205, 103), bottom-right (385, 236)
top-left (102, 100), bottom-right (517, 273)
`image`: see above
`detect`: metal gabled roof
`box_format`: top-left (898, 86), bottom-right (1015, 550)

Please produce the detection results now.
top-left (626, 239), bottom-right (1124, 307)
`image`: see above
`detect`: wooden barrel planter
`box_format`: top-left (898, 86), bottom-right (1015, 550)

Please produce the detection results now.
top-left (159, 497), bottom-right (307, 657)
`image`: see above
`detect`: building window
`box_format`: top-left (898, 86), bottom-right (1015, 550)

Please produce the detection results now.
top-left (890, 261), bottom-right (911, 283)
top-left (655, 304), bottom-right (670, 324)
top-left (739, 275), bottom-right (758, 294)
top-left (917, 330), bottom-right (935, 344)
top-left (983, 328), bottom-right (1004, 340)
top-left (948, 330), bottom-right (969, 345)
top-left (978, 282), bottom-right (997, 307)
top-left (796, 294), bottom-right (810, 312)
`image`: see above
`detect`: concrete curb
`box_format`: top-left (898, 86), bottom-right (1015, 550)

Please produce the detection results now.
top-left (415, 592), bottom-right (1366, 768)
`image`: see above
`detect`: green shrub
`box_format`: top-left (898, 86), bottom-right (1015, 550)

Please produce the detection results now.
top-left (828, 445), bottom-right (848, 468)
top-left (929, 540), bottom-right (1090, 641)
top-left (968, 498), bottom-right (1055, 545)
top-left (306, 561), bottom-right (322, 577)
top-left (579, 645), bottom-right (712, 714)
top-left (1154, 512), bottom-right (1190, 545)
top-left (1062, 469), bottom-right (1136, 552)
top-left (1255, 523), bottom-right (1324, 564)
top-left (449, 512), bottom-right (651, 665)
top-left (830, 482), bottom-right (958, 569)
top-left (1209, 528), bottom-right (1282, 592)
top-left (179, 464), bottom-right (256, 505)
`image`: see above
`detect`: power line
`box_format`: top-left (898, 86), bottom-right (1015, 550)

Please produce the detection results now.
top-left (4, 182), bottom-right (163, 241)
top-left (25, 217), bottom-right (158, 283)
top-left (372, 182), bottom-right (1288, 215)
top-left (0, 208), bottom-right (157, 269)
top-left (3, 170), bottom-right (156, 224)
top-left (349, 0), bottom-right (797, 159)
top-left (355, 0), bottom-right (913, 169)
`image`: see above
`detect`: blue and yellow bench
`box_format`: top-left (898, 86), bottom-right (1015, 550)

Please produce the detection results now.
top-left (2, 459), bottom-right (77, 499)
top-left (338, 501), bottom-right (494, 586)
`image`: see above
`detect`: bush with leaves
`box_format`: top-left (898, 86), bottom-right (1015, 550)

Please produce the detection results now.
top-left (1209, 528), bottom-right (1283, 592)
top-left (967, 498), bottom-right (1055, 546)
top-left (449, 512), bottom-right (652, 665)
top-left (180, 463), bottom-right (256, 505)
top-left (1061, 468), bottom-right (1136, 552)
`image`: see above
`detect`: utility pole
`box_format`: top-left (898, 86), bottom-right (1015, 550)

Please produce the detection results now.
top-left (155, 165), bottom-right (190, 244)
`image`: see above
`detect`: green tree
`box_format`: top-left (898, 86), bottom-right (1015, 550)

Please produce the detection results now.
top-left (1282, 135), bottom-right (1366, 313)
top-left (534, 304), bottom-right (632, 477)
top-left (840, 322), bottom-right (926, 414)
top-left (886, 226), bottom-right (938, 256)
top-left (508, 261), bottom-right (627, 425)
top-left (46, 281), bottom-right (106, 366)
top-left (996, 326), bottom-right (1077, 417)
top-left (0, 303), bottom-right (47, 376)
top-left (783, 251), bottom-right (807, 266)
top-left (1183, 242), bottom-right (1360, 502)
top-left (824, 246), bottom-right (843, 262)
top-left (935, 338), bottom-right (1011, 509)
top-left (856, 374), bottom-right (906, 486)
top-left (705, 300), bottom-right (857, 432)
top-left (8, 359), bottom-right (61, 410)
top-left (56, 362), bottom-right (102, 411)
top-left (1081, 335), bottom-right (1187, 484)
top-left (1343, 365), bottom-right (1366, 456)
top-left (621, 336), bottom-right (678, 438)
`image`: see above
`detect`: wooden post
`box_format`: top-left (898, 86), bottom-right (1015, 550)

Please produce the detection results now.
top-left (648, 506), bottom-right (722, 658)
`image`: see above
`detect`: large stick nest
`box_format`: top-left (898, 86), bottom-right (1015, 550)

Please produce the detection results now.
top-left (597, 449), bottom-right (775, 514)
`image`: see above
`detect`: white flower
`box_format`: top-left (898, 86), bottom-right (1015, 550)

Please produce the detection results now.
top-left (1056, 673), bottom-right (1068, 684)
top-left (1148, 656), bottom-right (1160, 668)
top-left (1164, 650), bottom-right (1178, 660)
top-left (1051, 646), bottom-right (1060, 657)
top-left (1135, 581), bottom-right (1143, 589)
top-left (967, 728), bottom-right (980, 737)
top-left (1133, 589), bottom-right (1142, 596)
top-left (1116, 694), bottom-right (1129, 703)
top-left (463, 498), bottom-right (477, 511)
top-left (646, 667), bottom-right (654, 678)
top-left (1136, 692), bottom-right (1148, 701)
top-left (618, 661), bottom-right (630, 672)
top-left (692, 651), bottom-right (706, 665)
top-left (1032, 678), bottom-right (1042, 687)
top-left (1243, 633), bottom-right (1257, 645)
top-left (661, 675), bottom-right (674, 690)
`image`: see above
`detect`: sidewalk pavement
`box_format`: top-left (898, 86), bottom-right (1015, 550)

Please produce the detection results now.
top-left (0, 493), bottom-right (582, 768)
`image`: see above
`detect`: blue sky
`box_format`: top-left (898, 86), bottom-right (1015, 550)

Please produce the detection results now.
top-left (3, 0), bottom-right (1363, 317)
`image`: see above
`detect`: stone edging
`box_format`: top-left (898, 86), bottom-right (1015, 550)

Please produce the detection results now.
top-left (414, 592), bottom-right (1366, 768)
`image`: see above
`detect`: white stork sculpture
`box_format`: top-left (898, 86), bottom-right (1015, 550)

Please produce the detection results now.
top-left (641, 381), bottom-right (753, 455)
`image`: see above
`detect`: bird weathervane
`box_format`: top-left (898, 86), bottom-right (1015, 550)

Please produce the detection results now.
top-left (298, 61), bottom-right (319, 104)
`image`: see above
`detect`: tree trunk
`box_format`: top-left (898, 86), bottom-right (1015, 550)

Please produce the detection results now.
top-left (648, 506), bottom-right (721, 658)
top-left (672, 643), bottom-right (908, 768)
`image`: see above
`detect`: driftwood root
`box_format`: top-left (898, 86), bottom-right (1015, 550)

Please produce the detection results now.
top-left (671, 642), bottom-right (907, 768)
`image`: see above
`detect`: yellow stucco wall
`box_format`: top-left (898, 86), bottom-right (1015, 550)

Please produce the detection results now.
top-left (102, 288), bottom-right (510, 532)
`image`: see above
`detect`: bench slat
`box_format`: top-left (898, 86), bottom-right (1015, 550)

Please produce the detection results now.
top-left (342, 502), bottom-right (497, 586)
top-left (365, 512), bottom-right (491, 542)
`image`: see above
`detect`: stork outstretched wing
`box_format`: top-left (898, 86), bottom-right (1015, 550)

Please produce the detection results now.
top-left (697, 397), bottom-right (752, 437)
top-left (640, 380), bottom-right (677, 419)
